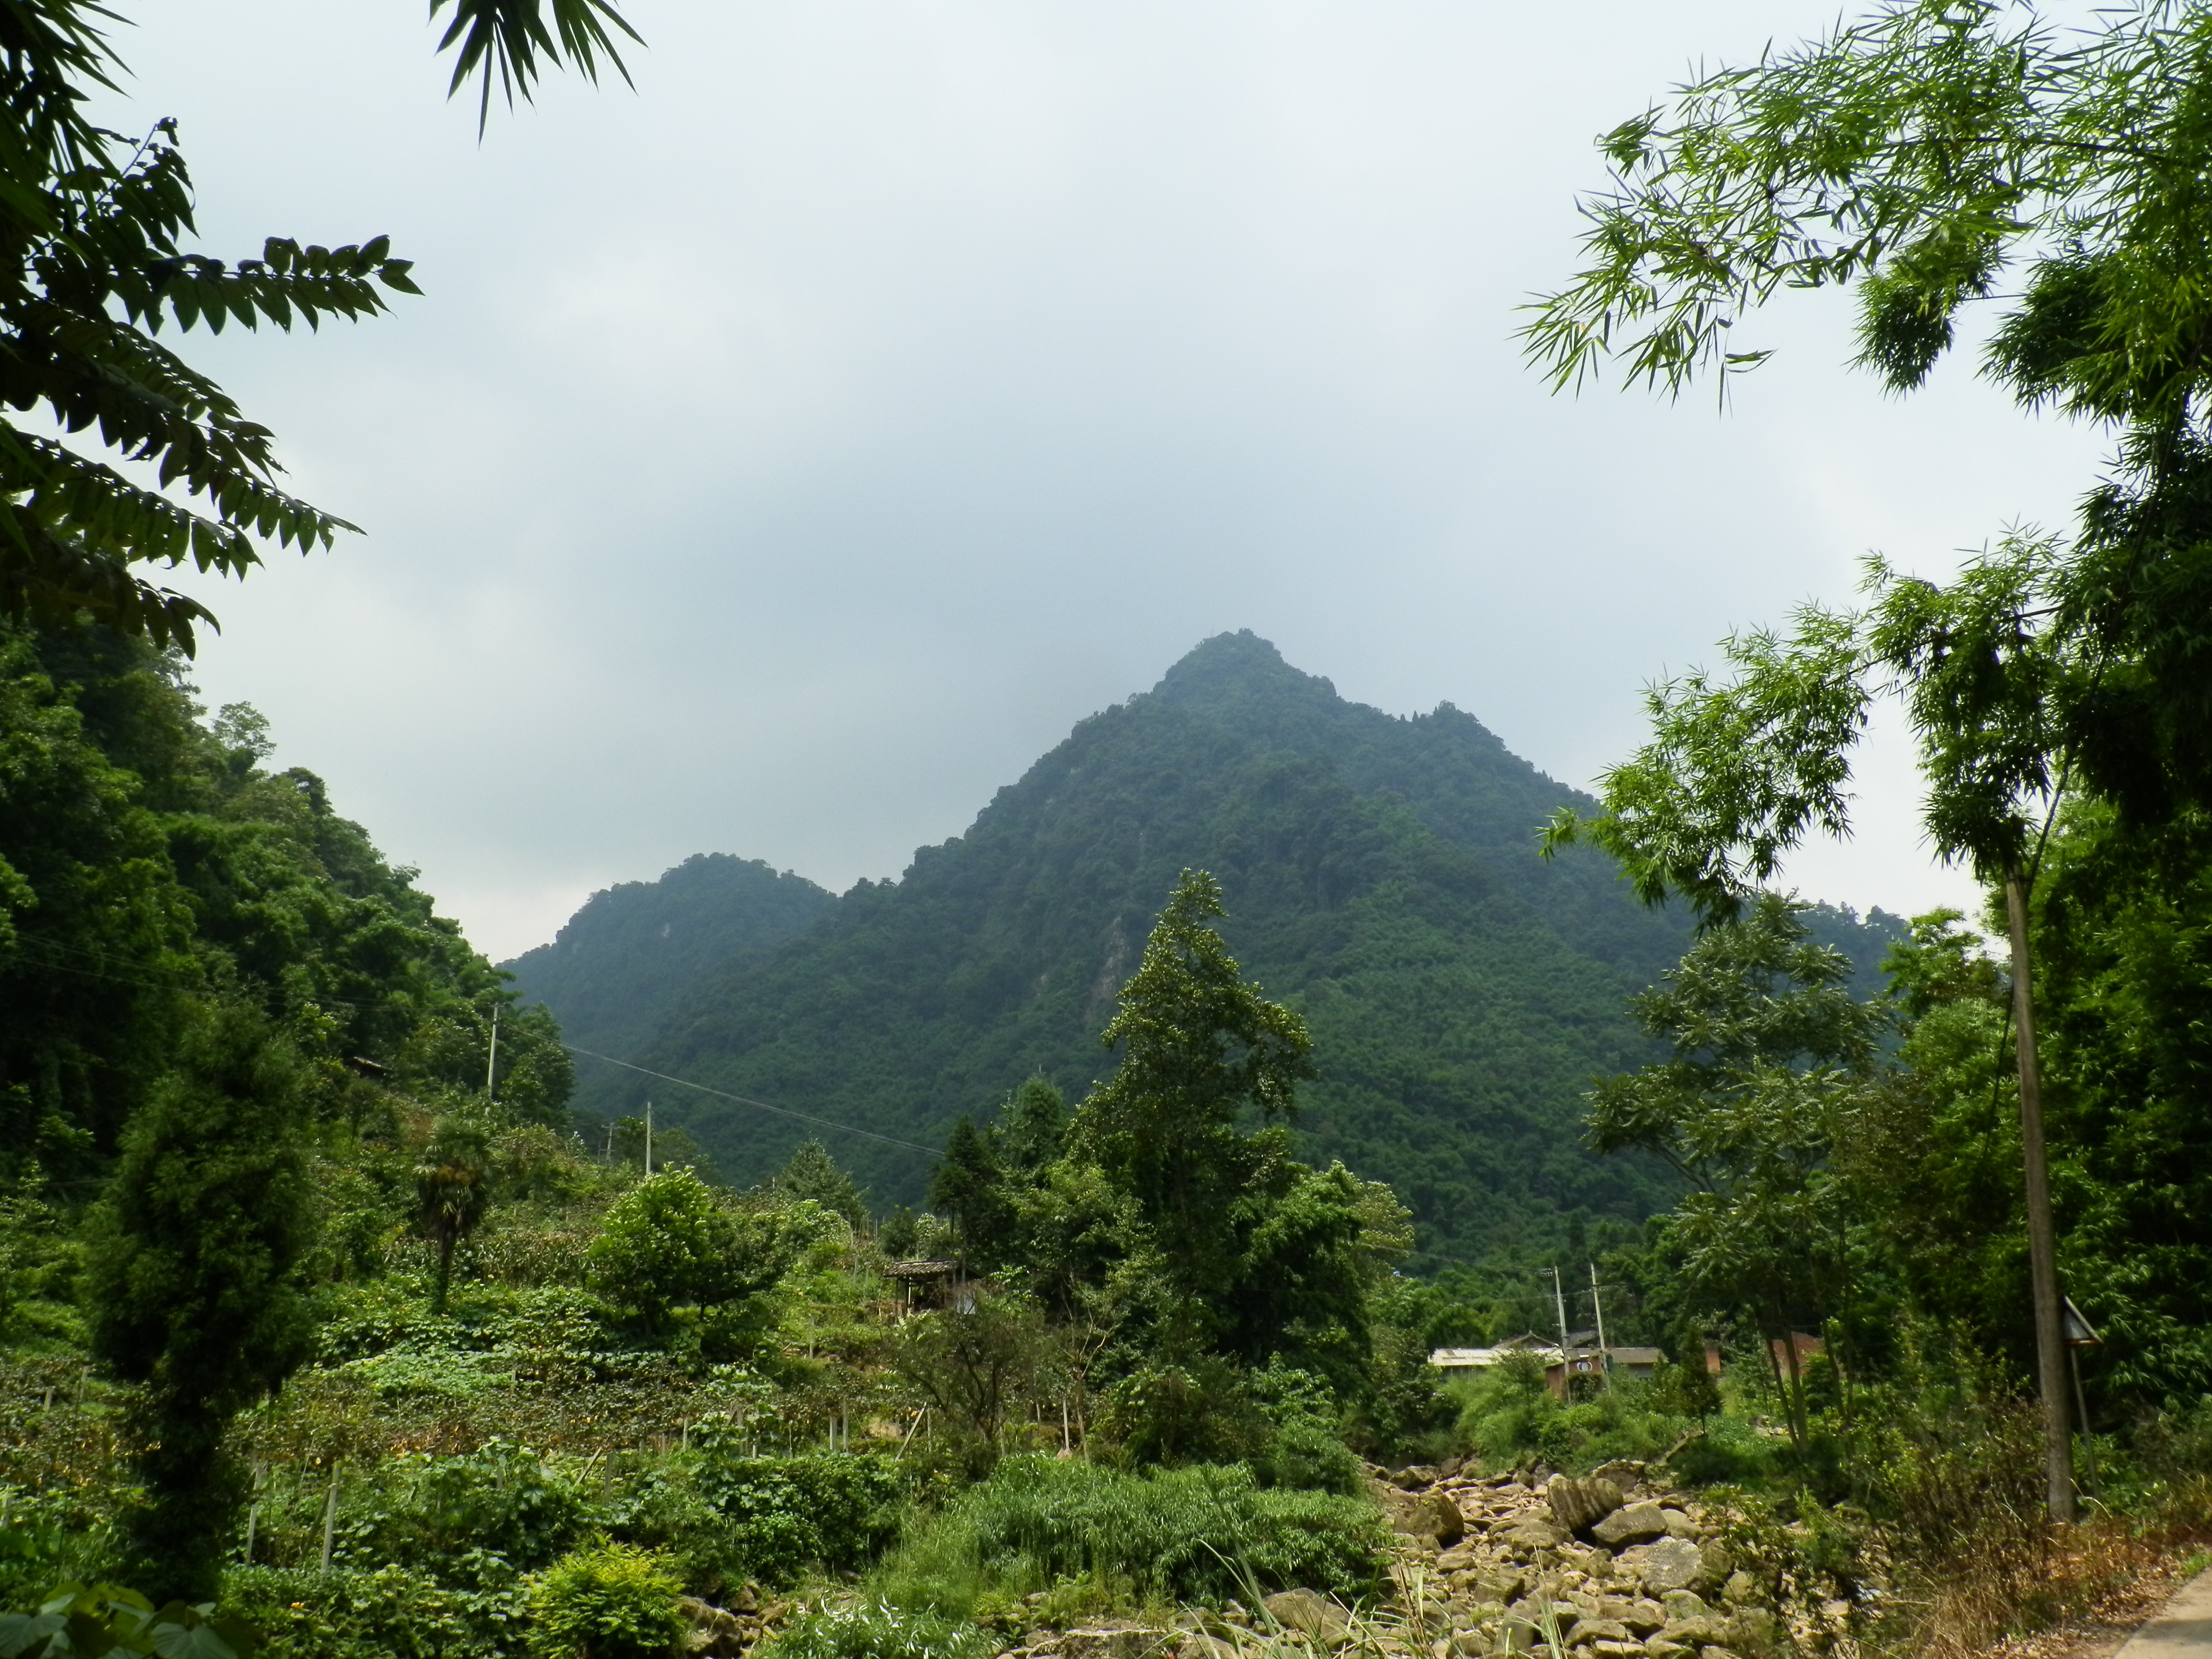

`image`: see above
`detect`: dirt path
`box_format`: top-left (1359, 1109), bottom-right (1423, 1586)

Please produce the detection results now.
top-left (1985, 1559), bottom-right (2202, 1659)
top-left (2112, 1571), bottom-right (2212, 1657)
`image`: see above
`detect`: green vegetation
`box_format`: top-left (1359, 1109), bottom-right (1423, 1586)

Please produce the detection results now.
top-left (503, 858), bottom-right (836, 1111)
top-left (1515, 0), bottom-right (2212, 1631)
top-left (0, 0), bottom-right (632, 647)
top-left (17, 0), bottom-right (2212, 1651)
top-left (878, 1457), bottom-right (1386, 1613)
top-left (515, 632), bottom-right (1902, 1264)
top-left (523, 1544), bottom-right (686, 1659)
top-left (8, 611), bottom-right (2212, 1659)
top-left (0, 692), bottom-right (1430, 1651)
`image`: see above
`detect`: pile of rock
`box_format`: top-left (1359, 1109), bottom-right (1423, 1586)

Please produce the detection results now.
top-left (677, 1585), bottom-right (786, 1658)
top-left (1375, 1460), bottom-right (1796, 1659)
top-left (982, 1461), bottom-right (1807, 1659)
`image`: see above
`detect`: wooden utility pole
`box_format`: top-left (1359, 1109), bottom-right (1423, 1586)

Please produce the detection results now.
top-left (644, 1100), bottom-right (653, 1176)
top-left (2006, 869), bottom-right (2074, 1522)
top-left (319, 1460), bottom-right (343, 1574)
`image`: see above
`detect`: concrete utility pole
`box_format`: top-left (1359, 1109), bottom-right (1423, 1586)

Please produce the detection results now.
top-left (2005, 870), bottom-right (2074, 1522)
top-left (1588, 1262), bottom-right (1613, 1390)
top-left (484, 1009), bottom-right (500, 1105)
top-left (1543, 1266), bottom-right (1571, 1358)
top-left (644, 1100), bottom-right (654, 1176)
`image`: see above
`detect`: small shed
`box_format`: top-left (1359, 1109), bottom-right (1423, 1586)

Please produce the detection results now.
top-left (883, 1259), bottom-right (981, 1313)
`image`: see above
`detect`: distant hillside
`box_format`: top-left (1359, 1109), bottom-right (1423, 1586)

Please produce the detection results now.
top-left (503, 854), bottom-right (835, 1093)
top-left (513, 633), bottom-right (1903, 1260)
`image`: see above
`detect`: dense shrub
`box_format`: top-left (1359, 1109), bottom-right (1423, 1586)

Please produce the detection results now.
top-left (758, 1601), bottom-right (989, 1659)
top-left (1844, 1342), bottom-right (2047, 1583)
top-left (883, 1455), bottom-right (1386, 1613)
top-left (523, 1543), bottom-right (685, 1659)
top-left (0, 1484), bottom-right (115, 1606)
top-left (1451, 1359), bottom-right (1694, 1475)
top-left (1239, 1362), bottom-right (1363, 1496)
top-left (227, 1563), bottom-right (527, 1659)
top-left (337, 1442), bottom-right (596, 1576)
top-left (1664, 1415), bottom-right (1792, 1488)
top-left (690, 1445), bottom-right (903, 1586)
top-left (599, 1468), bottom-right (741, 1596)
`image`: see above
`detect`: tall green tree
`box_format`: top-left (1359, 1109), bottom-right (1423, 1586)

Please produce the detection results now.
top-left (1587, 896), bottom-right (1887, 1450)
top-left (1061, 871), bottom-right (1394, 1402)
top-left (0, 0), bottom-right (637, 645)
top-left (86, 998), bottom-right (315, 1600)
top-left (1542, 542), bottom-right (2092, 1514)
top-left (929, 1115), bottom-right (1011, 1266)
top-left (1071, 869), bottom-right (1314, 1291)
top-left (772, 1140), bottom-right (867, 1227)
top-left (998, 1076), bottom-right (1067, 1179)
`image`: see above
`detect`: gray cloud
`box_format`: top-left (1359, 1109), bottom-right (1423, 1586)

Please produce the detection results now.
top-left (109, 0), bottom-right (2107, 955)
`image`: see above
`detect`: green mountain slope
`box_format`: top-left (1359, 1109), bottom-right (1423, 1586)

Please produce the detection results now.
top-left (505, 854), bottom-right (836, 1084)
top-left (517, 633), bottom-right (1901, 1259)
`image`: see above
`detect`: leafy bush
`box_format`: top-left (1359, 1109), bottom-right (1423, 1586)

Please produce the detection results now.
top-left (599, 1470), bottom-right (740, 1597)
top-left (227, 1563), bottom-right (527, 1659)
top-left (1665, 1414), bottom-right (1791, 1488)
top-left (758, 1601), bottom-right (988, 1659)
top-left (1452, 1360), bottom-right (1694, 1475)
top-left (1845, 1340), bottom-right (2047, 1581)
top-left (0, 1488), bottom-right (115, 1609)
top-left (314, 1279), bottom-right (439, 1364)
top-left (689, 1447), bottom-right (902, 1587)
top-left (882, 1455), bottom-right (1385, 1614)
top-left (0, 1583), bottom-right (257, 1659)
top-left (1244, 1362), bottom-right (1362, 1496)
top-left (337, 1443), bottom-right (597, 1576)
top-left (523, 1544), bottom-right (685, 1659)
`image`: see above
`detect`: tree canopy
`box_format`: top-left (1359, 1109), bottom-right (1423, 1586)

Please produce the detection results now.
top-left (0, 0), bottom-right (636, 648)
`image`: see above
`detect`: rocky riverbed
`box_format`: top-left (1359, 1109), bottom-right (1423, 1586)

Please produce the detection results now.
top-left (975, 1457), bottom-right (1860, 1659)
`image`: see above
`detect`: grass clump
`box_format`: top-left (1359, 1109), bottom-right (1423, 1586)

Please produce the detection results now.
top-left (759, 1601), bottom-right (991, 1659)
top-left (878, 1455), bottom-right (1385, 1617)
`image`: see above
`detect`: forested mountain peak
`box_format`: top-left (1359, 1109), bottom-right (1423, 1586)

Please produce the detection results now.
top-left (504, 855), bottom-right (835, 1066)
top-left (523, 632), bottom-right (1902, 1260)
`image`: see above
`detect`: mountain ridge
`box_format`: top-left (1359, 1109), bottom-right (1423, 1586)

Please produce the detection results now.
top-left (507, 631), bottom-right (1902, 1259)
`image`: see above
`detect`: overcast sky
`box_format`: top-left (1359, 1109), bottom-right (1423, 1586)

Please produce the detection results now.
top-left (108, 1), bottom-right (2111, 961)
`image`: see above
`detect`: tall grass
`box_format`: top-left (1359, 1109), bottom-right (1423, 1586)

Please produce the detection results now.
top-left (875, 1456), bottom-right (1386, 1616)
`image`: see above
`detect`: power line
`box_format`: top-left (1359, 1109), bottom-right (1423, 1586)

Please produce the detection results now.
top-left (561, 1045), bottom-right (942, 1159)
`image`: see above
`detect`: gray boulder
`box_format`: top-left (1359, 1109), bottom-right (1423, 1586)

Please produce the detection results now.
top-left (1415, 1490), bottom-right (1467, 1548)
top-left (1545, 1474), bottom-right (1624, 1535)
top-left (1261, 1591), bottom-right (1349, 1646)
top-left (1061, 1630), bottom-right (1172, 1659)
top-left (1589, 1501), bottom-right (1670, 1547)
top-left (1570, 1620), bottom-right (1633, 1644)
top-left (1621, 1537), bottom-right (1704, 1593)
top-left (1500, 1517), bottom-right (1569, 1551)
top-left (1475, 1569), bottom-right (1527, 1604)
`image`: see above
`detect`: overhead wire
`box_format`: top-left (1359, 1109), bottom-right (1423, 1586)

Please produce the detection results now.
top-left (561, 1044), bottom-right (941, 1159)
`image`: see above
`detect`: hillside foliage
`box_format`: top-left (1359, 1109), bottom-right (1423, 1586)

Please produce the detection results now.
top-left (512, 633), bottom-right (1902, 1265)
